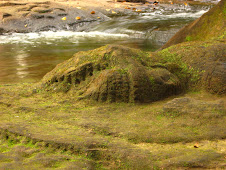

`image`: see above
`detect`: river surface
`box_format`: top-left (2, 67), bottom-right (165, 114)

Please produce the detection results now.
top-left (0, 5), bottom-right (210, 84)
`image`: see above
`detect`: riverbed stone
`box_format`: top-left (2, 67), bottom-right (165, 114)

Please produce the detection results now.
top-left (29, 13), bottom-right (45, 19)
top-left (0, 1), bottom-right (110, 33)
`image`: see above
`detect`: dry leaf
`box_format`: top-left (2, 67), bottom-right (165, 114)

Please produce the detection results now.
top-left (61, 17), bottom-right (66, 21)
top-left (76, 16), bottom-right (81, 20)
top-left (112, 11), bottom-right (117, 14)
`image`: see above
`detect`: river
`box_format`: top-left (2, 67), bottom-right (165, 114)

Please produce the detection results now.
top-left (0, 4), bottom-right (210, 84)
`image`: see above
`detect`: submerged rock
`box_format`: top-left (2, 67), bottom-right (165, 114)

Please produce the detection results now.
top-left (39, 45), bottom-right (182, 103)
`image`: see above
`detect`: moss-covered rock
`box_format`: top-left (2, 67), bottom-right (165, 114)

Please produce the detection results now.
top-left (153, 41), bottom-right (226, 94)
top-left (162, 0), bottom-right (226, 49)
top-left (39, 45), bottom-right (182, 102)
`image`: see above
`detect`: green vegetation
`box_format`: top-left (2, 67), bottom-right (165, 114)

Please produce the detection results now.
top-left (185, 35), bottom-right (192, 41)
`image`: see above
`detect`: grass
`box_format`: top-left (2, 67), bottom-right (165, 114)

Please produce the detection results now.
top-left (0, 83), bottom-right (225, 169)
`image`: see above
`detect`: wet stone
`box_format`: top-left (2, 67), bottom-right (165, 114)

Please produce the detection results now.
top-left (30, 13), bottom-right (45, 19)
top-left (45, 15), bottom-right (55, 19)
top-left (58, 13), bottom-right (68, 16)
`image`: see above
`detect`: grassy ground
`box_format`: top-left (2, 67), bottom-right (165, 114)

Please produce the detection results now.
top-left (0, 83), bottom-right (225, 169)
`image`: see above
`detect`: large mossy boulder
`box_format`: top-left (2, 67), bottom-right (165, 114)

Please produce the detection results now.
top-left (162, 0), bottom-right (226, 49)
top-left (39, 45), bottom-right (182, 102)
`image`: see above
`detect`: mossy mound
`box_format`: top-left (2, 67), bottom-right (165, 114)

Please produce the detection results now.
top-left (162, 0), bottom-right (226, 49)
top-left (153, 40), bottom-right (226, 94)
top-left (39, 45), bottom-right (182, 102)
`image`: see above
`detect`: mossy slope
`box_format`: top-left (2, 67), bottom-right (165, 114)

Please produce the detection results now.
top-left (0, 83), bottom-right (225, 169)
top-left (162, 0), bottom-right (226, 49)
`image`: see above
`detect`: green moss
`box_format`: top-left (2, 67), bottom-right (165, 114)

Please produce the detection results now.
top-left (0, 143), bottom-right (10, 153)
top-left (149, 76), bottom-right (155, 85)
top-left (185, 36), bottom-right (192, 41)
top-left (157, 48), bottom-right (201, 88)
top-left (117, 68), bottom-right (128, 75)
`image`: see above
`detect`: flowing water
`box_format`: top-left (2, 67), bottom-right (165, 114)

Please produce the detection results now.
top-left (0, 5), bottom-right (211, 84)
